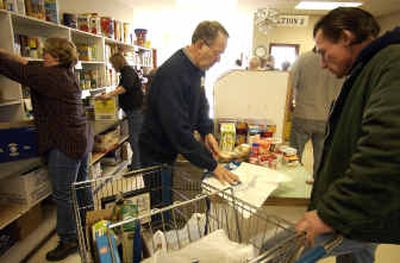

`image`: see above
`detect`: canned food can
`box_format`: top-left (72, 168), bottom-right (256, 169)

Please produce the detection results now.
top-left (63, 13), bottom-right (77, 28)
top-left (123, 22), bottom-right (131, 43)
top-left (89, 13), bottom-right (101, 35)
top-left (25, 0), bottom-right (45, 19)
top-left (134, 28), bottom-right (147, 46)
top-left (101, 16), bottom-right (114, 39)
top-left (118, 21), bottom-right (123, 42)
top-left (78, 14), bottom-right (90, 32)
top-left (114, 20), bottom-right (122, 41)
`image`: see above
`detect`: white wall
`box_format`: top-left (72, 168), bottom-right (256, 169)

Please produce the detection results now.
top-left (60, 0), bottom-right (254, 69)
top-left (253, 15), bottom-right (320, 57)
top-left (59, 0), bottom-right (255, 115)
top-left (378, 11), bottom-right (400, 32)
top-left (59, 0), bottom-right (134, 23)
top-left (131, 2), bottom-right (254, 70)
top-left (130, 1), bottom-right (255, 114)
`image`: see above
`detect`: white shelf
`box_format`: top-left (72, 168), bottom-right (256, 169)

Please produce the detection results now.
top-left (0, 99), bottom-right (21, 107)
top-left (104, 37), bottom-right (135, 48)
top-left (104, 36), bottom-right (152, 52)
top-left (0, 7), bottom-right (153, 261)
top-left (0, 191), bottom-right (51, 230)
top-left (70, 27), bottom-right (103, 39)
top-left (23, 57), bottom-right (44, 62)
top-left (81, 86), bottom-right (109, 99)
top-left (102, 160), bottom-right (129, 177)
top-left (9, 11), bottom-right (69, 36)
top-left (91, 135), bottom-right (129, 165)
top-left (79, 60), bottom-right (105, 64)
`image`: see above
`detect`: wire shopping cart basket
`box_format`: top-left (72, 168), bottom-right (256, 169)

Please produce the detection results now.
top-left (72, 164), bottom-right (201, 263)
top-left (99, 180), bottom-right (310, 262)
top-left (72, 163), bottom-right (340, 263)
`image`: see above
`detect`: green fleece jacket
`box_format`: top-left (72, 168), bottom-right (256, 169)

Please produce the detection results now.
top-left (310, 28), bottom-right (400, 244)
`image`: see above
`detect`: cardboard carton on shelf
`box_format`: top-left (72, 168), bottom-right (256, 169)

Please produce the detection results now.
top-left (0, 121), bottom-right (38, 163)
top-left (15, 203), bottom-right (42, 240)
top-left (0, 167), bottom-right (51, 207)
top-left (93, 97), bottom-right (118, 121)
top-left (93, 127), bottom-right (120, 153)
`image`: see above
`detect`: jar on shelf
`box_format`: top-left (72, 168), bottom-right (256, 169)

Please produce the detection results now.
top-left (25, 0), bottom-right (46, 20)
top-left (63, 13), bottom-right (77, 28)
top-left (134, 28), bottom-right (147, 46)
top-left (78, 13), bottom-right (90, 32)
top-left (89, 13), bottom-right (101, 35)
top-left (123, 22), bottom-right (131, 44)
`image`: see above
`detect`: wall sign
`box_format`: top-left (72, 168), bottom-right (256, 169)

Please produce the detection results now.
top-left (276, 15), bottom-right (309, 27)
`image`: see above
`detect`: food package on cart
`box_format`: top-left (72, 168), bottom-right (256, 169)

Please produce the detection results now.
top-left (219, 144), bottom-right (251, 163)
top-left (92, 220), bottom-right (121, 263)
top-left (111, 193), bottom-right (139, 232)
top-left (219, 122), bottom-right (236, 152)
top-left (119, 201), bottom-right (139, 232)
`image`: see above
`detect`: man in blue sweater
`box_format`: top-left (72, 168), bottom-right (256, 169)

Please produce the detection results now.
top-left (140, 21), bottom-right (239, 187)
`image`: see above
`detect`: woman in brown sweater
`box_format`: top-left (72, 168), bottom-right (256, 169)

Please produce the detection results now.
top-left (0, 38), bottom-right (93, 261)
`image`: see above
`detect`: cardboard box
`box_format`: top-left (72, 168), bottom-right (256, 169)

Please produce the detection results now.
top-left (94, 98), bottom-right (118, 121)
top-left (120, 141), bottom-right (131, 161)
top-left (0, 167), bottom-right (51, 206)
top-left (92, 220), bottom-right (121, 263)
top-left (0, 121), bottom-right (39, 163)
top-left (15, 203), bottom-right (42, 240)
top-left (93, 128), bottom-right (120, 152)
top-left (44, 0), bottom-right (59, 23)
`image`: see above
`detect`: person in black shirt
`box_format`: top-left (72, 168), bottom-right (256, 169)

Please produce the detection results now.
top-left (140, 21), bottom-right (239, 185)
top-left (97, 53), bottom-right (144, 169)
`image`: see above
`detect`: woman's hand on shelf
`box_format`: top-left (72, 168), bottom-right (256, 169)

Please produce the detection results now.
top-left (95, 92), bottom-right (110, 100)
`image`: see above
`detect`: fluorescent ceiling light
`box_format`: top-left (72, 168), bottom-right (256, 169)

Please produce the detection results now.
top-left (295, 1), bottom-right (362, 10)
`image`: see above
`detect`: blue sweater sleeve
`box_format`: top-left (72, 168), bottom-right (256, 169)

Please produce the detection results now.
top-left (197, 87), bottom-right (214, 136)
top-left (154, 75), bottom-right (217, 171)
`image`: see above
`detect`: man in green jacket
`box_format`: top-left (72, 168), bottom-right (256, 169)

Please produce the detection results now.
top-left (296, 7), bottom-right (400, 262)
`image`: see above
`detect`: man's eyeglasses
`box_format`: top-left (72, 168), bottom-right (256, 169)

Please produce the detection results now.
top-left (202, 39), bottom-right (223, 57)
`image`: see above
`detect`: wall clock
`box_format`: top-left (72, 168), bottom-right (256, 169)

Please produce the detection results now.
top-left (254, 45), bottom-right (267, 58)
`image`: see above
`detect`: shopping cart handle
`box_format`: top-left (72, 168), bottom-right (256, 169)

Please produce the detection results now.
top-left (295, 245), bottom-right (326, 263)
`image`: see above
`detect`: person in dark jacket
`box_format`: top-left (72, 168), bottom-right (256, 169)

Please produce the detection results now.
top-left (0, 38), bottom-right (93, 261)
top-left (139, 21), bottom-right (239, 187)
top-left (97, 53), bottom-right (144, 169)
top-left (296, 7), bottom-right (400, 262)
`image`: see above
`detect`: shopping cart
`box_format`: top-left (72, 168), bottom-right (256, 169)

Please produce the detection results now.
top-left (72, 164), bottom-right (340, 262)
top-left (72, 164), bottom-right (198, 263)
top-left (103, 181), bottom-right (309, 262)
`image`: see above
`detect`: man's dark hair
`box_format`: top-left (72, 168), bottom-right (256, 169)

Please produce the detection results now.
top-left (192, 21), bottom-right (229, 45)
top-left (313, 7), bottom-right (380, 44)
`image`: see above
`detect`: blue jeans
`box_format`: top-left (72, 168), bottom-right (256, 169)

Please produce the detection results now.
top-left (47, 148), bottom-right (89, 242)
top-left (127, 109), bottom-right (143, 169)
top-left (303, 233), bottom-right (377, 263)
top-left (290, 117), bottom-right (326, 178)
